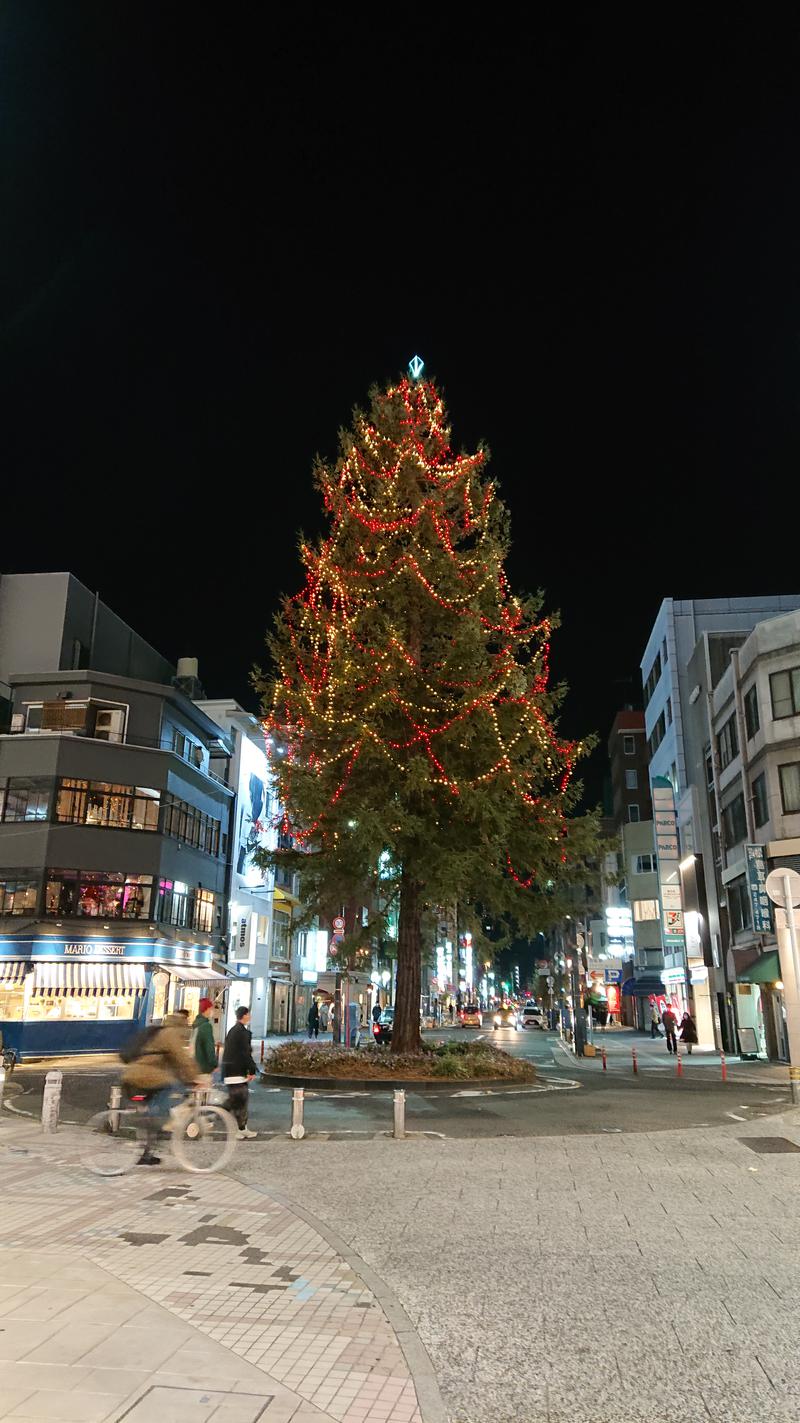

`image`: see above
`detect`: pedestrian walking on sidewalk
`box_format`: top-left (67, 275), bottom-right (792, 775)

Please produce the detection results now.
top-left (307, 1000), bottom-right (320, 1039)
top-left (661, 1005), bottom-right (678, 1054)
top-left (679, 1011), bottom-right (698, 1054)
top-left (222, 1006), bottom-right (258, 1139)
top-left (320, 1001), bottom-right (330, 1032)
top-left (650, 1005), bottom-right (662, 1039)
top-left (192, 997), bottom-right (217, 1082)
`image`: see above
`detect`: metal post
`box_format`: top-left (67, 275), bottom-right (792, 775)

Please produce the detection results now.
top-left (601, 1046), bottom-right (607, 1072)
top-left (720, 1051), bottom-right (727, 1083)
top-left (0, 1064), bottom-right (5, 1114)
top-left (631, 1046), bottom-right (638, 1075)
top-left (393, 1088), bottom-right (406, 1139)
top-left (41, 1069), bottom-right (63, 1133)
top-left (109, 1084), bottom-right (122, 1132)
top-left (676, 1044), bottom-right (683, 1078)
top-left (290, 1087), bottom-right (305, 1139)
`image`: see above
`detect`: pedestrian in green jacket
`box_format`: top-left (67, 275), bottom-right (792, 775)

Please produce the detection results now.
top-left (193, 997), bottom-right (218, 1077)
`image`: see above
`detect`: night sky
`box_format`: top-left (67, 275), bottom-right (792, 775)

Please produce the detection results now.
top-left (3, 9), bottom-right (800, 804)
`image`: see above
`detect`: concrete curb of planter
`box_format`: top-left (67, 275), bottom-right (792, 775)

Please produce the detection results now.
top-left (260, 1071), bottom-right (536, 1092)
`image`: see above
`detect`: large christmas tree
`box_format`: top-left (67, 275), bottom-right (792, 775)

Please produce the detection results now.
top-left (257, 369), bottom-right (594, 1052)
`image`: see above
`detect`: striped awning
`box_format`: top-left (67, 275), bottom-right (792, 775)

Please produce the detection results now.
top-left (33, 962), bottom-right (147, 995)
top-left (0, 961), bottom-right (27, 985)
top-left (165, 965), bottom-right (230, 984)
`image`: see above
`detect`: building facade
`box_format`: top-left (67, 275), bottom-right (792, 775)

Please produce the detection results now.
top-left (0, 667), bottom-right (235, 1057)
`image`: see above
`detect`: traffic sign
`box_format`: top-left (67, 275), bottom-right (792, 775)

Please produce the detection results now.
top-left (332, 916), bottom-right (345, 932)
top-left (766, 868), bottom-right (800, 908)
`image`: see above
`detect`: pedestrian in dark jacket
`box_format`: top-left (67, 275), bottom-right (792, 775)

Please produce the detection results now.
top-left (661, 1006), bottom-right (678, 1054)
top-left (193, 997), bottom-right (217, 1078)
top-left (222, 1006), bottom-right (258, 1138)
top-left (679, 1011), bottom-right (698, 1054)
top-left (307, 1001), bottom-right (320, 1039)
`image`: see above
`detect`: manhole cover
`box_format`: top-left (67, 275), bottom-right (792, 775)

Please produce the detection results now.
top-left (741, 1137), bottom-right (800, 1154)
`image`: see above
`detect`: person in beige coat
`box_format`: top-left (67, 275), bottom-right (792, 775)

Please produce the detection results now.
top-left (121, 1012), bottom-right (197, 1165)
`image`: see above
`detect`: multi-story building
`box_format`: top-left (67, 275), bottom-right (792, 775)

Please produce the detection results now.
top-left (608, 709), bottom-right (652, 828)
top-left (640, 596), bottom-right (800, 1050)
top-left (702, 609), bottom-right (800, 1058)
top-left (0, 573), bottom-right (237, 1058)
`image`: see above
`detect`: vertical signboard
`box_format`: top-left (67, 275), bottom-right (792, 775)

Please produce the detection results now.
top-left (652, 776), bottom-right (686, 952)
top-left (745, 844), bottom-right (772, 933)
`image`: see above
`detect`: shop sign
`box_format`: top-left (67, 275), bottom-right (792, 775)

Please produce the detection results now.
top-left (662, 967), bottom-right (686, 984)
top-left (745, 844), bottom-right (772, 934)
top-left (690, 965), bottom-right (708, 983)
top-left (606, 983), bottom-right (621, 1015)
top-left (652, 778), bottom-right (686, 951)
top-left (0, 937), bottom-right (213, 969)
top-left (604, 968), bottom-right (621, 983)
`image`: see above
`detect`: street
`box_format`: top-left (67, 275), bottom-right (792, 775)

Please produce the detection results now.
top-left (5, 1081), bottom-right (800, 1422)
top-left (5, 1028), bottom-right (792, 1139)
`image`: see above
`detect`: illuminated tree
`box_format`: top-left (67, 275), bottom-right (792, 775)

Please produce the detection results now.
top-left (256, 369), bottom-right (595, 1052)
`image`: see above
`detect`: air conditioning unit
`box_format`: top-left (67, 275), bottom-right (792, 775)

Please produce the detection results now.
top-left (95, 708), bottom-right (126, 742)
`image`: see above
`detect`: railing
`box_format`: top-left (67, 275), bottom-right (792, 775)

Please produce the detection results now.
top-left (3, 727), bottom-right (232, 789)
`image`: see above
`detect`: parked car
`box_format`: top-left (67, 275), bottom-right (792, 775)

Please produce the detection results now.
top-left (372, 1007), bottom-right (394, 1045)
top-left (493, 1007), bottom-right (519, 1031)
top-left (520, 1002), bottom-right (546, 1029)
top-left (459, 1003), bottom-right (483, 1027)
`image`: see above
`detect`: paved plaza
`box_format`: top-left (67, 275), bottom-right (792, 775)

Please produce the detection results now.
top-left (6, 1104), bottom-right (800, 1421)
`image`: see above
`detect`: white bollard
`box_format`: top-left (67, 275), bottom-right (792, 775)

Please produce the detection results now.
top-left (0, 1064), bottom-right (5, 1115)
top-left (109, 1084), bottom-right (122, 1132)
top-left (290, 1086), bottom-right (305, 1140)
top-left (393, 1089), bottom-right (406, 1140)
top-left (41, 1069), bottom-right (63, 1134)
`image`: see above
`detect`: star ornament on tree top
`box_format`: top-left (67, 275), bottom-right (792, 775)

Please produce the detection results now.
top-left (408, 354), bottom-right (424, 379)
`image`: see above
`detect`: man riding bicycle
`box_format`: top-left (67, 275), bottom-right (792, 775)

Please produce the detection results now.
top-left (120, 1011), bottom-right (197, 1165)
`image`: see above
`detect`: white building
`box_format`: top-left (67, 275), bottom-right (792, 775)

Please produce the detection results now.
top-left (196, 700), bottom-right (305, 1037)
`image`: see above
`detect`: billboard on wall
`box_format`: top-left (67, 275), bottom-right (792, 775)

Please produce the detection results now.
top-left (235, 734), bottom-right (273, 890)
top-left (652, 776), bottom-right (686, 952)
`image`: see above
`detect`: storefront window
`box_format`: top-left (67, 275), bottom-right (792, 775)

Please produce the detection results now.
top-left (0, 982), bottom-right (26, 1019)
top-left (44, 869), bottom-right (152, 919)
top-left (26, 991), bottom-right (136, 1023)
top-left (2, 780), bottom-right (51, 822)
top-left (0, 876), bottom-right (40, 916)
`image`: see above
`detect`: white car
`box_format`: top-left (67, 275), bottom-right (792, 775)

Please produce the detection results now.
top-left (520, 1003), bottom-right (546, 1029)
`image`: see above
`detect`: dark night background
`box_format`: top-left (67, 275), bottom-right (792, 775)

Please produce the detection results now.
top-left (2, 8), bottom-right (799, 804)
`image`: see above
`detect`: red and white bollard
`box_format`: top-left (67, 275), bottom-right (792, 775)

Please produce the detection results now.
top-left (720, 1051), bottom-right (727, 1082)
top-left (601, 1046), bottom-right (607, 1072)
top-left (632, 1046), bottom-right (638, 1074)
top-left (676, 1046), bottom-right (683, 1078)
top-left (260, 1040), bottom-right (265, 1064)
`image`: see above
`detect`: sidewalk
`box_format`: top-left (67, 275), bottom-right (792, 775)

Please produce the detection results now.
top-left (556, 1031), bottom-right (791, 1086)
top-left (0, 1118), bottom-right (440, 1423)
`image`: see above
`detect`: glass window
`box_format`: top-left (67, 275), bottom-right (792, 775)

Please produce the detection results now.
top-left (625, 769), bottom-right (638, 790)
top-left (55, 778), bottom-right (88, 823)
top-left (752, 773), bottom-right (769, 828)
top-left (662, 637), bottom-right (668, 664)
top-left (634, 854), bottom-right (656, 874)
top-left (648, 711), bottom-right (667, 758)
top-left (131, 788), bottom-right (160, 831)
top-left (744, 685), bottom-right (760, 740)
top-left (193, 889), bottom-right (215, 934)
top-left (85, 783), bottom-right (131, 829)
top-left (271, 910), bottom-right (291, 959)
top-left (779, 763), bottom-right (800, 815)
top-left (770, 668), bottom-right (800, 720)
top-left (718, 714), bottom-right (739, 770)
top-left (627, 804), bottom-right (640, 823)
top-left (633, 899), bottom-right (659, 921)
top-left (644, 653), bottom-right (662, 707)
top-left (728, 875), bottom-right (752, 934)
top-left (623, 735), bottom-right (635, 755)
top-left (666, 697), bottom-right (673, 726)
top-left (3, 779), bottom-right (50, 822)
top-left (0, 875), bottom-right (39, 915)
top-left (156, 878), bottom-right (190, 928)
top-left (44, 870), bottom-right (151, 920)
top-left (721, 794), bottom-right (747, 848)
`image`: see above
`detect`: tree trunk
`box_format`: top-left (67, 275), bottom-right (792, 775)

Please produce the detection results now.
top-left (392, 870), bottom-right (422, 1053)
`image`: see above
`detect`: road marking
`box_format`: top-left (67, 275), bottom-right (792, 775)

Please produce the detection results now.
top-left (726, 1111), bottom-right (747, 1121)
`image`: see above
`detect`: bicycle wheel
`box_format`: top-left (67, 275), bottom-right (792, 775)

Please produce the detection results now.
top-left (170, 1103), bottom-right (237, 1174)
top-left (83, 1109), bottom-right (143, 1176)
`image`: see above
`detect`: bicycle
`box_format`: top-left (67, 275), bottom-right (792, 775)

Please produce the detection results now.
top-left (82, 1086), bottom-right (237, 1177)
